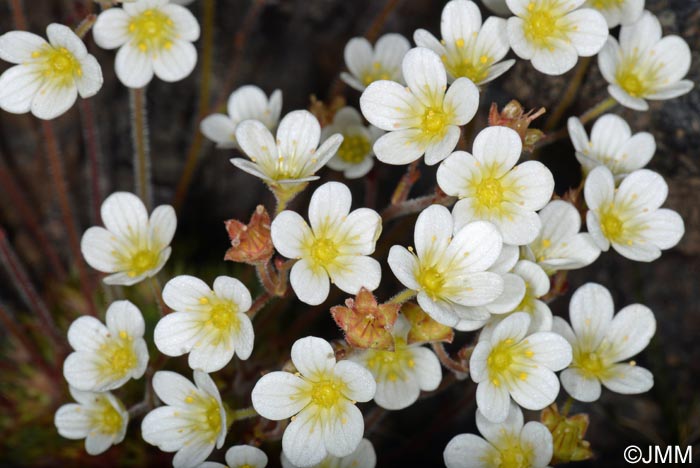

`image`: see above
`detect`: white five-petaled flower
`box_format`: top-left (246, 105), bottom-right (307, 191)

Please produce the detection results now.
top-left (568, 113), bottom-right (655, 180)
top-left (271, 182), bottom-right (382, 306)
top-left (598, 11), bottom-right (693, 111)
top-left (360, 47), bottom-right (479, 166)
top-left (470, 312), bottom-right (572, 423)
top-left (281, 438), bottom-right (376, 468)
top-left (232, 110), bottom-right (343, 200)
top-left (81, 191), bottom-right (176, 286)
top-left (523, 200), bottom-right (601, 273)
top-left (583, 0), bottom-right (644, 28)
top-left (155, 275), bottom-right (254, 372)
top-left (93, 0), bottom-right (201, 88)
top-left (322, 107), bottom-right (383, 179)
top-left (251, 336), bottom-right (376, 467)
top-left (201, 85), bottom-right (282, 149)
top-left (437, 126), bottom-right (555, 245)
top-left (554, 283), bottom-right (655, 402)
top-left (414, 0), bottom-right (515, 86)
top-left (506, 0), bottom-right (608, 75)
top-left (350, 316), bottom-right (442, 410)
top-left (54, 387), bottom-right (128, 456)
top-left (387, 204), bottom-right (505, 328)
top-left (478, 260), bottom-right (553, 342)
top-left (340, 33), bottom-right (410, 91)
top-left (142, 370), bottom-right (227, 468)
top-left (0, 24), bottom-right (103, 120)
top-left (198, 445), bottom-right (268, 468)
top-left (584, 166), bottom-right (684, 261)
top-left (444, 402), bottom-right (553, 468)
top-left (63, 300), bottom-right (148, 392)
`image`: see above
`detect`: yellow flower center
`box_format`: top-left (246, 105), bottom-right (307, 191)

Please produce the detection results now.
top-left (207, 302), bottom-right (239, 331)
top-left (361, 61), bottom-right (392, 86)
top-left (364, 338), bottom-right (415, 383)
top-left (417, 266), bottom-right (445, 299)
top-left (421, 108), bottom-right (449, 137)
top-left (93, 401), bottom-right (124, 436)
top-left (476, 177), bottom-right (504, 209)
top-left (32, 46), bottom-right (82, 87)
top-left (310, 380), bottom-right (343, 408)
top-left (576, 349), bottom-right (608, 378)
top-left (128, 9), bottom-right (175, 53)
top-left (498, 442), bottom-right (532, 468)
top-left (600, 210), bottom-right (624, 241)
top-left (337, 134), bottom-right (371, 164)
top-left (310, 237), bottom-right (339, 267)
top-left (99, 337), bottom-right (137, 379)
top-left (486, 339), bottom-right (534, 387)
top-left (523, 2), bottom-right (571, 48)
top-left (616, 68), bottom-right (646, 97)
top-left (443, 54), bottom-right (491, 84)
top-left (126, 249), bottom-right (159, 278)
top-left (204, 397), bottom-right (223, 434)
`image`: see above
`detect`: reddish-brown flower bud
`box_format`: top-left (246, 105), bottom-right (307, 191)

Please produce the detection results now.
top-left (330, 288), bottom-right (399, 351)
top-left (488, 100), bottom-right (546, 152)
top-left (541, 404), bottom-right (593, 464)
top-left (402, 302), bottom-right (454, 345)
top-left (224, 205), bottom-right (274, 264)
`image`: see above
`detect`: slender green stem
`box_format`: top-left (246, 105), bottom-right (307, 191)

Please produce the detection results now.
top-left (129, 87), bottom-right (152, 210)
top-left (578, 96), bottom-right (618, 125)
top-left (544, 56), bottom-right (592, 131)
top-left (388, 289), bottom-right (416, 305)
top-left (232, 407), bottom-right (258, 421)
top-left (74, 14), bottom-right (96, 38)
top-left (561, 395), bottom-right (574, 417)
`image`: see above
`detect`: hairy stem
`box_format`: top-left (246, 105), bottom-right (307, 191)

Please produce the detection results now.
top-left (129, 87), bottom-right (152, 210)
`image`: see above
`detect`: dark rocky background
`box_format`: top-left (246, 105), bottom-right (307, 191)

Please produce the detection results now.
top-left (0, 0), bottom-right (698, 466)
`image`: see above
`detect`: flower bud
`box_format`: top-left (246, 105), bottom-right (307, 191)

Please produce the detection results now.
top-left (488, 100), bottom-right (546, 151)
top-left (224, 205), bottom-right (274, 264)
top-left (541, 404), bottom-right (593, 463)
top-left (402, 302), bottom-right (454, 345)
top-left (330, 288), bottom-right (399, 350)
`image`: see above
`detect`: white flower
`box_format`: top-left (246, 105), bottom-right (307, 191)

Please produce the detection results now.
top-left (322, 107), bottom-right (383, 179)
top-left (506, 0), bottom-right (608, 75)
top-left (93, 0), bottom-right (201, 88)
top-left (598, 11), bottom-right (693, 111)
top-left (568, 114), bottom-right (655, 180)
top-left (583, 0), bottom-right (644, 28)
top-left (481, 0), bottom-right (511, 16)
top-left (414, 0), bottom-right (515, 85)
top-left (523, 200), bottom-right (600, 273)
top-left (81, 191), bottom-right (176, 286)
top-left (387, 204), bottom-right (505, 328)
top-left (554, 283), bottom-right (655, 402)
top-left (444, 402), bottom-right (553, 468)
top-left (0, 24), bottom-right (103, 120)
top-left (54, 387), bottom-right (128, 456)
top-left (251, 336), bottom-right (376, 467)
top-left (271, 182), bottom-right (382, 306)
top-left (470, 312), bottom-right (572, 422)
top-left (350, 316), bottom-right (441, 410)
top-left (584, 166), bottom-right (684, 261)
top-left (201, 85), bottom-right (282, 149)
top-left (232, 110), bottom-right (343, 196)
top-left (198, 445), bottom-right (268, 468)
top-left (360, 47), bottom-right (479, 166)
top-left (155, 275), bottom-right (254, 372)
top-left (281, 438), bottom-right (376, 468)
top-left (142, 370), bottom-right (227, 468)
top-left (437, 126), bottom-right (555, 245)
top-left (340, 33), bottom-right (410, 91)
top-left (478, 260), bottom-right (553, 342)
top-left (63, 300), bottom-right (148, 392)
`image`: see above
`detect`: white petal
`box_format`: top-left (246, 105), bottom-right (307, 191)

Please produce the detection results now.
top-left (225, 445), bottom-right (268, 468)
top-left (80, 226), bottom-right (121, 273)
top-left (414, 204), bottom-right (453, 259)
top-left (201, 114), bottom-right (237, 147)
top-left (451, 272), bottom-right (505, 307)
top-left (141, 406), bottom-right (193, 451)
top-left (486, 273), bottom-right (526, 314)
top-left (612, 239), bottom-right (661, 262)
top-left (329, 256), bottom-right (381, 295)
top-left (616, 169), bottom-right (668, 212)
top-left (333, 360), bottom-right (376, 403)
top-left (235, 119), bottom-right (278, 165)
top-left (507, 17), bottom-right (536, 60)
top-left (520, 422), bottom-right (554, 467)
top-left (569, 282), bottom-right (614, 347)
top-left (101, 191), bottom-right (148, 241)
top-left (645, 80), bottom-right (694, 101)
top-left (449, 220), bottom-right (503, 272)
top-left (605, 303), bottom-right (656, 362)
top-left (583, 166), bottom-right (615, 210)
top-left (163, 275), bottom-right (211, 310)
top-left (324, 402), bottom-right (365, 458)
top-left (566, 9), bottom-right (608, 56)
top-left (276, 110), bottom-right (321, 161)
top-left (47, 23), bottom-right (87, 58)
top-left (151, 370), bottom-right (198, 406)
top-left (411, 346), bottom-right (442, 391)
top-left (251, 371), bottom-right (311, 420)
top-left (359, 80), bottom-right (421, 131)
top-left (525, 332), bottom-right (572, 370)
top-left (374, 33), bottom-right (411, 72)
top-left (597, 38), bottom-right (619, 83)
top-left (416, 294), bottom-right (459, 327)
top-left (339, 208), bottom-right (382, 255)
top-left (31, 80), bottom-right (77, 120)
top-left (271, 211), bottom-right (312, 259)
top-left (425, 125), bottom-right (461, 165)
top-left (490, 312), bottom-right (530, 344)
top-left (340, 72), bottom-right (367, 92)
top-left (153, 40), bottom-right (197, 82)
top-left (502, 161), bottom-right (554, 211)
top-left (402, 47), bottom-right (446, 107)
top-left (0, 65), bottom-right (42, 114)
top-left (586, 210), bottom-right (610, 251)
top-left (567, 117), bottom-right (589, 152)
top-left (413, 29), bottom-right (445, 60)
top-left (290, 260), bottom-right (330, 306)
top-left (387, 246), bottom-right (420, 290)
top-left (373, 128), bottom-right (426, 165)
top-left (476, 379), bottom-right (511, 423)
top-left (344, 37), bottom-right (373, 79)
top-left (162, 4), bottom-right (201, 42)
top-left (436, 151), bottom-right (479, 197)
top-left (0, 31), bottom-right (47, 63)
top-left (374, 374), bottom-right (419, 410)
top-left (443, 78), bottom-right (479, 125)
top-left (616, 132), bottom-right (655, 173)
top-left (491, 204), bottom-right (542, 246)
top-left (308, 181), bottom-right (352, 233)
top-left (608, 84), bottom-right (649, 111)
top-left (115, 43), bottom-right (154, 88)
top-left (531, 41), bottom-right (578, 76)
top-left (227, 85), bottom-right (268, 122)
top-left (106, 300), bottom-right (144, 337)
top-left (291, 336), bottom-right (336, 379)
top-left (509, 366), bottom-right (560, 410)
top-left (619, 11), bottom-right (661, 53)
top-left (601, 364), bottom-right (653, 394)
top-left (441, 0), bottom-right (482, 44)
top-left (560, 368), bottom-right (602, 402)
top-left (640, 209), bottom-right (684, 250)
top-left (476, 401), bottom-right (523, 444)
top-left (75, 54), bottom-right (103, 98)
top-left (444, 434), bottom-right (493, 468)
top-left (93, 8), bottom-right (131, 49)
top-left (67, 316), bottom-right (108, 352)
top-left (513, 260), bottom-right (549, 297)
top-left (188, 338), bottom-right (235, 373)
top-left (54, 403), bottom-right (90, 439)
top-left (173, 439), bottom-right (215, 468)
top-left (282, 407), bottom-right (327, 467)
top-left (472, 126), bottom-right (521, 172)
top-left (154, 312), bottom-right (202, 357)
top-left (85, 432), bottom-right (115, 455)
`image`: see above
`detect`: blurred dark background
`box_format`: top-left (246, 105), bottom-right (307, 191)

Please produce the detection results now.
top-left (0, 0), bottom-right (698, 466)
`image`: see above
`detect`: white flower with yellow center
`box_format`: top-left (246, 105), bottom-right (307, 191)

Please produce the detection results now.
top-left (414, 0), bottom-right (515, 85)
top-left (251, 336), bottom-right (376, 467)
top-left (387, 205), bottom-right (505, 328)
top-left (444, 403), bottom-right (553, 468)
top-left (232, 110), bottom-right (343, 201)
top-left (155, 275), bottom-right (254, 372)
top-left (437, 126), bottom-right (555, 246)
top-left (470, 312), bottom-right (572, 422)
top-left (54, 387), bottom-right (128, 456)
top-left (554, 283), bottom-right (655, 402)
top-left (506, 0), bottom-right (608, 75)
top-left (523, 200), bottom-right (600, 273)
top-left (478, 260), bottom-right (553, 342)
top-left (340, 33), bottom-right (410, 92)
top-left (322, 107), bottom-right (383, 179)
top-left (198, 445), bottom-right (268, 468)
top-left (568, 114), bottom-right (655, 180)
top-left (201, 85), bottom-right (282, 149)
top-left (63, 300), bottom-right (148, 392)
top-left (81, 191), bottom-right (176, 286)
top-left (360, 47), bottom-right (479, 166)
top-left (350, 316), bottom-right (441, 410)
top-left (281, 438), bottom-right (376, 468)
top-left (598, 11), bottom-right (693, 111)
top-left (584, 166), bottom-right (684, 261)
top-left (583, 0), bottom-right (644, 28)
top-left (271, 182), bottom-right (382, 306)
top-left (0, 24), bottom-right (103, 120)
top-left (142, 370), bottom-right (227, 468)
top-left (93, 0), bottom-right (200, 88)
